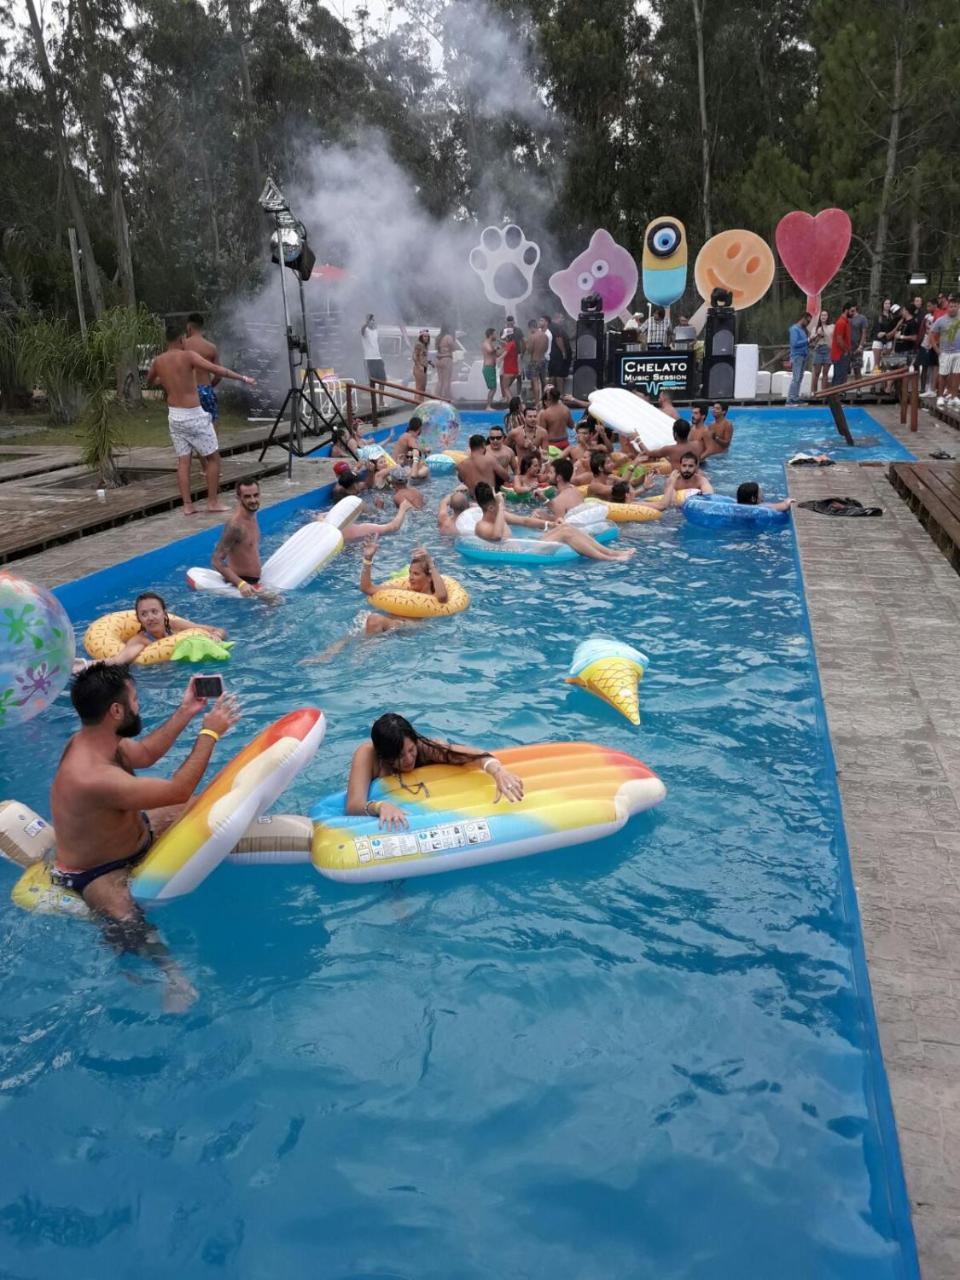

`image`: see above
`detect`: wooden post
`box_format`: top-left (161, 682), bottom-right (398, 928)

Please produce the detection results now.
top-left (910, 370), bottom-right (919, 432)
top-left (370, 379), bottom-right (379, 427)
top-left (899, 374), bottom-right (907, 426)
top-left (345, 381), bottom-right (354, 431)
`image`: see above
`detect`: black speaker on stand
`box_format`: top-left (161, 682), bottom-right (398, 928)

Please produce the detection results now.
top-left (700, 287), bottom-right (736, 399)
top-left (572, 293), bottom-right (606, 399)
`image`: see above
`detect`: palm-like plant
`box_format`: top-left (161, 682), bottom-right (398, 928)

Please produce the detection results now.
top-left (19, 305), bottom-right (162, 484)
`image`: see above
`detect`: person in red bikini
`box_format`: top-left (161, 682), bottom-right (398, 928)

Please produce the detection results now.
top-left (499, 331), bottom-right (520, 403)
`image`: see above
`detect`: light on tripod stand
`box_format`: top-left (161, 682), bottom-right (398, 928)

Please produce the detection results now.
top-left (256, 177), bottom-right (354, 476)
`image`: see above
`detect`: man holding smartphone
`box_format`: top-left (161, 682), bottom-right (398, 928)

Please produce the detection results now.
top-left (50, 665), bottom-right (239, 1012)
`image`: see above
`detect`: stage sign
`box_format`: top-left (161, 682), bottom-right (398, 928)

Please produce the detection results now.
top-left (617, 351), bottom-right (694, 397)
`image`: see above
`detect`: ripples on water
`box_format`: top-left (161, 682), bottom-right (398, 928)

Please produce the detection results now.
top-left (0, 410), bottom-right (916, 1277)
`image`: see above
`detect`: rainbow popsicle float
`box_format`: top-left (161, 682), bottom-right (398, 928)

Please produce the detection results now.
top-left (310, 742), bottom-right (665, 883)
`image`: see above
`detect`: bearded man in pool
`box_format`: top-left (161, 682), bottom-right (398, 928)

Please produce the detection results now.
top-left (50, 663), bottom-right (239, 1012)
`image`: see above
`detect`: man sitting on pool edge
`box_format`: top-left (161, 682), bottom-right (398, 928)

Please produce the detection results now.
top-left (472, 482), bottom-right (634, 561)
top-left (50, 664), bottom-right (239, 1012)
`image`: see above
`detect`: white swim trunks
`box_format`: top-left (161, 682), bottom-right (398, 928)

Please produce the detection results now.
top-left (168, 405), bottom-right (218, 458)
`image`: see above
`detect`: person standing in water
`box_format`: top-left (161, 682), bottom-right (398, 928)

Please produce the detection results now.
top-left (210, 479), bottom-right (264, 597)
top-left (50, 663), bottom-right (239, 1012)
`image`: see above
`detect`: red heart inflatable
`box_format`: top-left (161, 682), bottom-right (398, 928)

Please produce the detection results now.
top-left (775, 209), bottom-right (851, 299)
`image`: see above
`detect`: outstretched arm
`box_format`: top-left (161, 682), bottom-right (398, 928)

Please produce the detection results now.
top-left (189, 351), bottom-right (255, 386)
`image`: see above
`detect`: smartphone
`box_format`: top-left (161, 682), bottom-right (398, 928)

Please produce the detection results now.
top-left (193, 675), bottom-right (223, 700)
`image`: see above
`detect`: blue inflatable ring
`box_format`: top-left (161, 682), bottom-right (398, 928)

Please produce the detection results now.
top-left (457, 523), bottom-right (619, 566)
top-left (682, 494), bottom-right (790, 530)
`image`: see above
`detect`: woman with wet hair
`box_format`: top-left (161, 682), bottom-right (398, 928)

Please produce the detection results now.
top-left (106, 592), bottom-right (225, 666)
top-left (346, 712), bottom-right (524, 830)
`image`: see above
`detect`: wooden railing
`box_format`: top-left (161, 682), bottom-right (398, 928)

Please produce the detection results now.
top-left (343, 378), bottom-right (455, 430)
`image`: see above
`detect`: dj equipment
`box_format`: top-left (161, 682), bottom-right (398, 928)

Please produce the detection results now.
top-left (700, 306), bottom-right (736, 399)
top-left (573, 309), bottom-right (606, 398)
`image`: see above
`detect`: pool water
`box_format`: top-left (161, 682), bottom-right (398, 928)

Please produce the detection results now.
top-left (0, 408), bottom-right (919, 1277)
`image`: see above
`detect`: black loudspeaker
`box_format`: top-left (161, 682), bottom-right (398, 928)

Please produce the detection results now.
top-left (700, 306), bottom-right (736, 398)
top-left (573, 311), bottom-right (606, 399)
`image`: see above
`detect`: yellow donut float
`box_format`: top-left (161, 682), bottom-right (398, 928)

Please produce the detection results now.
top-left (443, 450), bottom-right (467, 464)
top-left (83, 611), bottom-right (213, 665)
top-left (368, 575), bottom-right (470, 619)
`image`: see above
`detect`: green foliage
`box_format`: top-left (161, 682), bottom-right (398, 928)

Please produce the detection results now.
top-left (18, 306), bottom-right (162, 481)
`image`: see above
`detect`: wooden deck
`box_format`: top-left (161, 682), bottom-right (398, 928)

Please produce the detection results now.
top-left (888, 461), bottom-right (960, 572)
top-left (0, 454), bottom-right (287, 565)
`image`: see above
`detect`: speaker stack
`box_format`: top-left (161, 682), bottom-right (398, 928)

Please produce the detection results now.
top-left (700, 289), bottom-right (736, 399)
top-left (572, 293), bottom-right (606, 399)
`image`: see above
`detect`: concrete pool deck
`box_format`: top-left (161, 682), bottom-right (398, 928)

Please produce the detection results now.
top-left (8, 402), bottom-right (960, 1275)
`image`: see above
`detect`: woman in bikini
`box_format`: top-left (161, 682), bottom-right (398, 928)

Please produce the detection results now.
top-left (346, 712), bottom-right (524, 830)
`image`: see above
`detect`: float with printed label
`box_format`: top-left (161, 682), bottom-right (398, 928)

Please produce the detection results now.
top-left (309, 741), bottom-right (666, 883)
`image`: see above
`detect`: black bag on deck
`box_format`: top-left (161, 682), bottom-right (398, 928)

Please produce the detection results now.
top-left (797, 497), bottom-right (883, 517)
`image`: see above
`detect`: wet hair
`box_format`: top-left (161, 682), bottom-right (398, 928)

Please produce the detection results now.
top-left (554, 456), bottom-right (574, 483)
top-left (236, 477), bottom-right (260, 494)
top-left (712, 402), bottom-right (728, 414)
top-left (737, 481), bottom-right (760, 505)
top-left (589, 450), bottom-right (608, 476)
top-left (165, 320), bottom-right (185, 343)
top-left (610, 480), bottom-right (630, 503)
top-left (406, 417), bottom-right (422, 433)
top-left (448, 490), bottom-right (471, 513)
top-left (519, 454), bottom-right (540, 475)
top-left (523, 403), bottom-right (538, 416)
top-left (187, 312), bottom-right (204, 328)
top-left (507, 396), bottom-right (522, 416)
top-left (469, 433), bottom-right (486, 450)
top-left (408, 550), bottom-right (434, 585)
top-left (335, 470), bottom-right (358, 489)
top-left (70, 662), bottom-right (133, 726)
top-left (672, 421), bottom-right (691, 442)
top-left (475, 481), bottom-right (495, 508)
top-left (485, 327), bottom-right (496, 338)
top-left (370, 713), bottom-right (485, 786)
top-left (544, 386), bottom-right (560, 404)
top-left (679, 451), bottom-right (699, 465)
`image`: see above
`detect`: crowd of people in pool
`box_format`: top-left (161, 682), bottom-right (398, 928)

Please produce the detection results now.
top-left (48, 388), bottom-right (794, 1009)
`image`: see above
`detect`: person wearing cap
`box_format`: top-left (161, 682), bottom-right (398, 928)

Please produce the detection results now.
top-left (412, 329), bottom-right (432, 398)
top-left (387, 467), bottom-right (424, 509)
top-left (332, 462), bottom-right (374, 503)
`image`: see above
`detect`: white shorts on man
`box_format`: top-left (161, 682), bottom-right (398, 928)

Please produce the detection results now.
top-left (168, 406), bottom-right (218, 458)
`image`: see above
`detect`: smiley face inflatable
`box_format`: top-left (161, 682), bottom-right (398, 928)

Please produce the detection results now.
top-left (641, 217), bottom-right (687, 307)
top-left (694, 230), bottom-right (775, 311)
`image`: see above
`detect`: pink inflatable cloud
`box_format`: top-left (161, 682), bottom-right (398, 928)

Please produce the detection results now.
top-left (775, 209), bottom-right (852, 316)
top-left (549, 230), bottom-right (639, 321)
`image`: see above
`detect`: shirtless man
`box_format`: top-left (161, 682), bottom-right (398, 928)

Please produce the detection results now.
top-left (688, 405), bottom-right (710, 454)
top-left (506, 405), bottom-right (548, 464)
top-left (649, 451), bottom-right (713, 508)
top-left (701, 402), bottom-right (734, 458)
top-left (183, 313), bottom-right (220, 426)
top-left (392, 418), bottom-right (429, 479)
top-left (457, 433), bottom-right (511, 496)
top-left (211, 479), bottom-right (263, 597)
top-left (388, 469), bottom-right (424, 510)
top-left (481, 327), bottom-right (500, 410)
top-left (642, 420), bottom-right (704, 468)
top-left (147, 321), bottom-right (256, 516)
top-left (549, 456), bottom-right (585, 517)
top-left (437, 488), bottom-right (472, 535)
top-left (568, 422), bottom-right (596, 477)
top-left (50, 663), bottom-right (239, 1011)
top-left (473, 483), bottom-right (633, 562)
top-left (524, 320), bottom-right (549, 404)
top-left (539, 385), bottom-right (573, 452)
top-left (485, 425), bottom-right (517, 480)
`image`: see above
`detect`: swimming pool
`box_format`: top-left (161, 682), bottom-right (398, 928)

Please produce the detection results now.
top-left (0, 407), bottom-right (919, 1277)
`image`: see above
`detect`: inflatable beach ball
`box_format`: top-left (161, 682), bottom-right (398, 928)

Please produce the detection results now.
top-left (0, 572), bottom-right (75, 729)
top-left (412, 400), bottom-right (460, 439)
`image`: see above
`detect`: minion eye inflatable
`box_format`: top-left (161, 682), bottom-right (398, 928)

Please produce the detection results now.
top-left (642, 216), bottom-right (687, 307)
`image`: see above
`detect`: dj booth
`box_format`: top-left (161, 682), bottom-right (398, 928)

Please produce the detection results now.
top-left (606, 338), bottom-right (696, 397)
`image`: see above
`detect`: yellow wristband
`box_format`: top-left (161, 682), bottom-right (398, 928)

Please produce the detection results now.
top-left (199, 728), bottom-right (220, 743)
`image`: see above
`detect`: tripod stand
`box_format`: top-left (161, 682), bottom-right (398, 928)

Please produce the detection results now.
top-left (257, 210), bottom-right (357, 474)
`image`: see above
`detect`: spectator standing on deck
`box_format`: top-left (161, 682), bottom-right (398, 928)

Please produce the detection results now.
top-left (787, 310), bottom-right (811, 405)
top-left (809, 309), bottom-right (834, 395)
top-left (412, 329), bottom-right (431, 399)
top-left (547, 313), bottom-right (572, 395)
top-left (360, 315), bottom-right (386, 385)
top-left (930, 298), bottom-right (960, 408)
top-left (481, 328), bottom-right (500, 410)
top-left (849, 304), bottom-right (869, 380)
top-left (830, 301), bottom-right (855, 386)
